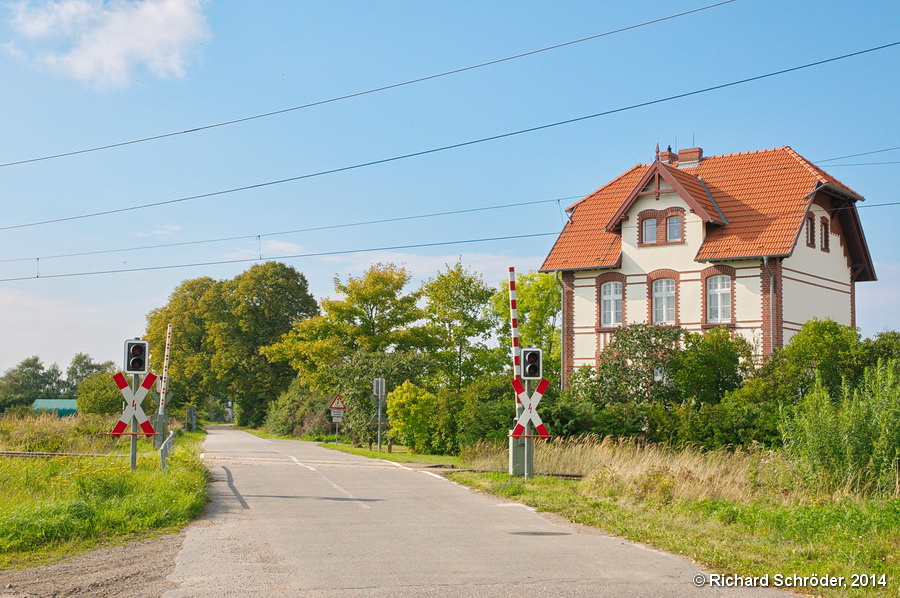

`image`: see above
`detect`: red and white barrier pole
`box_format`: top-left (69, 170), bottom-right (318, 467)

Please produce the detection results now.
top-left (509, 267), bottom-right (522, 389)
top-left (158, 323), bottom-right (172, 415)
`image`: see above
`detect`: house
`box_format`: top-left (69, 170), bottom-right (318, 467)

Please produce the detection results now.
top-left (540, 145), bottom-right (876, 385)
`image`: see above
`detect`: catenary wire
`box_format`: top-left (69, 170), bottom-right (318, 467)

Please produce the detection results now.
top-left (2, 40), bottom-right (897, 234)
top-left (2, 146), bottom-right (897, 265)
top-left (0, 0), bottom-right (739, 170)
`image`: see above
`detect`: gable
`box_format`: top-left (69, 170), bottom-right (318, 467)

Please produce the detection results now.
top-left (541, 146), bottom-right (876, 280)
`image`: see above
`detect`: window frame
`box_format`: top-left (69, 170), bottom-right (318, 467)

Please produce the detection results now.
top-left (706, 274), bottom-right (732, 324)
top-left (806, 215), bottom-right (815, 248)
top-left (600, 281), bottom-right (623, 328)
top-left (651, 278), bottom-right (676, 325)
top-left (642, 218), bottom-right (657, 245)
top-left (666, 215), bottom-right (682, 242)
top-left (820, 217), bottom-right (830, 252)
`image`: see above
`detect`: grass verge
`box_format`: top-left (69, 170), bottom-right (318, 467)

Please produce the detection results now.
top-left (448, 469), bottom-right (899, 598)
top-left (0, 429), bottom-right (210, 568)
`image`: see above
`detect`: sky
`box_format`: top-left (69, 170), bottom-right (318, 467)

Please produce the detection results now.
top-left (0, 0), bottom-right (898, 375)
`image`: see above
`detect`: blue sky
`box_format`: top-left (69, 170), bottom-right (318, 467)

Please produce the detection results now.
top-left (0, 0), bottom-right (897, 374)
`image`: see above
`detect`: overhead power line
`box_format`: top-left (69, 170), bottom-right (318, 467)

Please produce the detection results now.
top-left (0, 0), bottom-right (739, 170)
top-left (3, 40), bottom-right (897, 234)
top-left (0, 231), bottom-right (561, 283)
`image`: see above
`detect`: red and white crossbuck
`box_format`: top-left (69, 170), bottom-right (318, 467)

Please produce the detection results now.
top-left (111, 372), bottom-right (158, 438)
top-left (510, 378), bottom-right (551, 439)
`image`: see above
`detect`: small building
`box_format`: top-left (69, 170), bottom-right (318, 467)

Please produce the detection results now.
top-left (540, 145), bottom-right (876, 384)
top-left (31, 399), bottom-right (78, 417)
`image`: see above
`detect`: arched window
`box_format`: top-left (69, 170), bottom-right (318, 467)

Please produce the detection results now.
top-left (600, 281), bottom-right (623, 327)
top-left (652, 278), bottom-right (675, 324)
top-left (666, 215), bottom-right (682, 242)
top-left (706, 275), bottom-right (731, 323)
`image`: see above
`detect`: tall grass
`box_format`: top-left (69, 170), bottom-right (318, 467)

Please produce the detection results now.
top-left (0, 414), bottom-right (207, 565)
top-left (782, 361), bottom-right (900, 496)
top-left (462, 436), bottom-right (800, 503)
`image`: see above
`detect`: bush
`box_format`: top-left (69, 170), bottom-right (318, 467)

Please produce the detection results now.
top-left (263, 378), bottom-right (330, 437)
top-left (782, 360), bottom-right (900, 495)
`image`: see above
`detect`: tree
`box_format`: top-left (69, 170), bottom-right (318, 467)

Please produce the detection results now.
top-left (263, 263), bottom-right (428, 393)
top-left (490, 270), bottom-right (562, 382)
top-left (146, 262), bottom-right (319, 427)
top-left (0, 357), bottom-right (70, 412)
top-left (323, 263), bottom-right (426, 352)
top-left (66, 353), bottom-right (115, 389)
top-left (421, 262), bottom-right (495, 392)
top-left (76, 371), bottom-right (123, 414)
top-left (670, 327), bottom-right (753, 405)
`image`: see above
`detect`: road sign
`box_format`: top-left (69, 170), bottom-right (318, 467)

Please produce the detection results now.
top-left (329, 395), bottom-right (346, 410)
top-left (111, 372), bottom-right (158, 438)
top-left (331, 413), bottom-right (344, 423)
top-left (510, 378), bottom-right (550, 439)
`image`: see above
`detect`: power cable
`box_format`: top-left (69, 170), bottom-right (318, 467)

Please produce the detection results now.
top-left (2, 145), bottom-right (896, 265)
top-left (0, 231), bottom-right (561, 282)
top-left (0, 0), bottom-right (739, 170)
top-left (0, 196), bottom-right (579, 264)
top-left (2, 39), bottom-right (897, 234)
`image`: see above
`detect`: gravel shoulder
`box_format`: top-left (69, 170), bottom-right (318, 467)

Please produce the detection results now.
top-left (0, 532), bottom-right (184, 598)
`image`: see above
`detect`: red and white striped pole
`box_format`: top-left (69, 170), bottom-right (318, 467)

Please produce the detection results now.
top-left (509, 267), bottom-right (522, 393)
top-left (158, 323), bottom-right (172, 415)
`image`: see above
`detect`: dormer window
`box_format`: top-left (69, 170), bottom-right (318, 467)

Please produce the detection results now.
top-left (666, 215), bottom-right (682, 242)
top-left (642, 218), bottom-right (657, 244)
top-left (638, 208), bottom-right (685, 247)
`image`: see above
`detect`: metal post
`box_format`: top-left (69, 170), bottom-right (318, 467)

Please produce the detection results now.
top-left (524, 379), bottom-right (534, 479)
top-left (130, 374), bottom-right (139, 471)
top-left (376, 387), bottom-right (383, 452)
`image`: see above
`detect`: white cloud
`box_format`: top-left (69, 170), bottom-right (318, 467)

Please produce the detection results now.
top-left (7, 0), bottom-right (210, 88)
top-left (135, 224), bottom-right (183, 237)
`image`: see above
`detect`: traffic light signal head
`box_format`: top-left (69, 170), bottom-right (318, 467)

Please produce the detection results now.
top-left (124, 339), bottom-right (149, 375)
top-left (521, 347), bottom-right (542, 380)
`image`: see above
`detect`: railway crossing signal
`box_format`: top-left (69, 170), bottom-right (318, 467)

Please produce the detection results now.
top-left (124, 339), bottom-right (149, 375)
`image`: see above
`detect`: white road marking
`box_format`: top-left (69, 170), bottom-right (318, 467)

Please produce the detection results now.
top-left (421, 471), bottom-right (446, 480)
top-left (381, 459), bottom-right (413, 471)
top-left (289, 455), bottom-right (317, 471)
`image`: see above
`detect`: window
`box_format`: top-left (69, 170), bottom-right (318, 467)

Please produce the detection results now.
top-left (600, 281), bottom-right (622, 327)
top-left (666, 215), bottom-right (682, 242)
top-left (806, 215), bottom-right (815, 247)
top-left (642, 218), bottom-right (657, 244)
top-left (706, 275), bottom-right (731, 323)
top-left (652, 278), bottom-right (675, 324)
top-left (820, 218), bottom-right (830, 252)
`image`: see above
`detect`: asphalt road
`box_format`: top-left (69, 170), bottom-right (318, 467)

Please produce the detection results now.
top-left (162, 426), bottom-right (789, 597)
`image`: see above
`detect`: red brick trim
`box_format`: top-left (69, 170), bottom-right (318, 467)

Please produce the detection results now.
top-left (805, 214), bottom-right (816, 248)
top-left (820, 216), bottom-right (830, 253)
top-left (760, 258), bottom-right (783, 356)
top-left (561, 271), bottom-right (575, 387)
top-left (596, 272), bottom-right (627, 331)
top-left (637, 207), bottom-right (686, 247)
top-left (646, 269), bottom-right (680, 325)
top-left (700, 265), bottom-right (736, 327)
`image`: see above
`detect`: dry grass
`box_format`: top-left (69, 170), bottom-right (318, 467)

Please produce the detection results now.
top-left (462, 435), bottom-right (803, 504)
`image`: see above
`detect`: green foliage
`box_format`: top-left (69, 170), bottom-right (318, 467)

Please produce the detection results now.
top-left (0, 357), bottom-right (71, 412)
top-left (387, 381), bottom-right (436, 453)
top-left (66, 353), bottom-right (116, 389)
top-left (0, 442), bottom-right (208, 557)
top-left (782, 360), bottom-right (900, 495)
top-left (75, 371), bottom-right (123, 415)
top-left (146, 262), bottom-right (318, 428)
top-left (490, 270), bottom-right (562, 382)
top-left (778, 318), bottom-right (863, 400)
top-left (422, 261), bottom-right (495, 392)
top-left (263, 377), bottom-right (330, 437)
top-left (670, 327), bottom-right (753, 405)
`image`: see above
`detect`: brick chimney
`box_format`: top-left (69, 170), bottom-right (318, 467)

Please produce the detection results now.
top-left (658, 145), bottom-right (677, 165)
top-left (677, 147), bottom-right (703, 168)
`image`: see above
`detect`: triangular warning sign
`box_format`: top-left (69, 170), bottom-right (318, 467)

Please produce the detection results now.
top-left (329, 395), bottom-right (346, 410)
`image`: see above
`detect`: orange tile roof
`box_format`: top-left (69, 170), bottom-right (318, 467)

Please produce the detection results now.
top-left (541, 146), bottom-right (872, 272)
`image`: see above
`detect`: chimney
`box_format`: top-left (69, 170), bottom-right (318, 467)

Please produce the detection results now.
top-left (677, 147), bottom-right (703, 168)
top-left (658, 145), bottom-right (677, 165)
